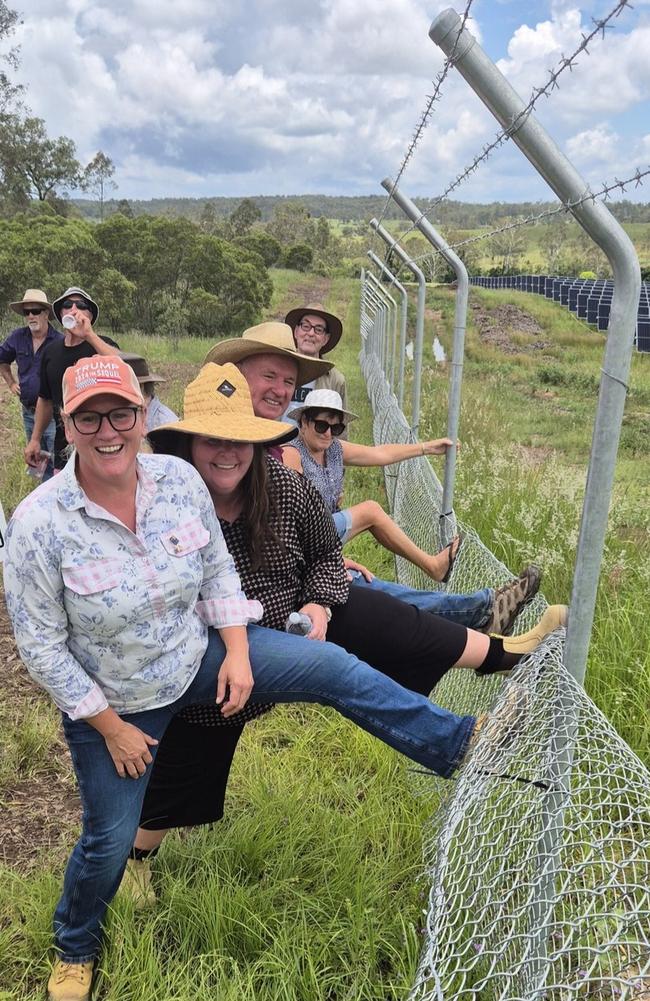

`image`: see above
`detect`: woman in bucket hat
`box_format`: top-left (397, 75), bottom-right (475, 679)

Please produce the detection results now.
top-left (124, 362), bottom-right (566, 904)
top-left (3, 355), bottom-right (567, 999)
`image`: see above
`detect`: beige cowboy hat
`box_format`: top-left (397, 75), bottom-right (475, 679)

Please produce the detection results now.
top-left (287, 388), bottom-right (357, 425)
top-left (9, 289), bottom-right (54, 318)
top-left (148, 363), bottom-right (294, 445)
top-left (203, 321), bottom-right (332, 385)
top-left (284, 303), bottom-right (343, 353)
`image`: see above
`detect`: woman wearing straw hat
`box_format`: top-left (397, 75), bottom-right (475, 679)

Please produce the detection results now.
top-left (3, 354), bottom-right (565, 1000)
top-left (124, 362), bottom-right (566, 897)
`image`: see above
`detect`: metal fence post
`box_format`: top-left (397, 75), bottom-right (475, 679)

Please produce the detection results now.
top-left (367, 251), bottom-right (408, 403)
top-left (366, 270), bottom-right (398, 389)
top-left (365, 284), bottom-right (388, 366)
top-left (369, 219), bottom-right (427, 433)
top-left (380, 178), bottom-right (468, 540)
top-left (429, 10), bottom-right (641, 995)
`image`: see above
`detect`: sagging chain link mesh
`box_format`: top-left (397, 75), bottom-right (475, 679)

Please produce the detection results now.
top-left (359, 287), bottom-right (650, 1000)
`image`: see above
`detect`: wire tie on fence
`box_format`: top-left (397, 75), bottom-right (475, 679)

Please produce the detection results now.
top-left (600, 368), bottom-right (629, 392)
top-left (407, 767), bottom-right (552, 791)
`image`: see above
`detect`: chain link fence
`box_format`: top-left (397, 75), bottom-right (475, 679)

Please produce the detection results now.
top-left (360, 308), bottom-right (650, 1001)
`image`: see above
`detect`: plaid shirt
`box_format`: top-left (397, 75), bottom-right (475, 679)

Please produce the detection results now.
top-left (3, 452), bottom-right (262, 719)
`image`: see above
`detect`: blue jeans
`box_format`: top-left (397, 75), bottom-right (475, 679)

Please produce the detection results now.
top-left (55, 624), bottom-right (475, 962)
top-left (22, 404), bottom-right (55, 481)
top-left (348, 570), bottom-right (493, 629)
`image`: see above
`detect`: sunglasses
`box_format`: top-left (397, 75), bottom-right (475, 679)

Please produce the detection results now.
top-left (310, 418), bottom-right (345, 437)
top-left (61, 299), bottom-right (92, 312)
top-left (70, 407), bottom-right (141, 435)
top-left (23, 307), bottom-right (46, 316)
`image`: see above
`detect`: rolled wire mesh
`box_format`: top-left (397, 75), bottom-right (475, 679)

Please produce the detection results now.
top-left (359, 291), bottom-right (650, 1000)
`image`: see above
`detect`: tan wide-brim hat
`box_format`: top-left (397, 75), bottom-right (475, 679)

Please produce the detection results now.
top-left (9, 289), bottom-right (54, 318)
top-left (148, 362), bottom-right (294, 445)
top-left (284, 303), bottom-right (343, 354)
top-left (203, 322), bottom-right (332, 385)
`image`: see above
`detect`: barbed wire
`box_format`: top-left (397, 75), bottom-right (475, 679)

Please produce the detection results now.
top-left (403, 165), bottom-right (649, 269)
top-left (372, 0), bottom-right (475, 250)
top-left (385, 0), bottom-right (634, 264)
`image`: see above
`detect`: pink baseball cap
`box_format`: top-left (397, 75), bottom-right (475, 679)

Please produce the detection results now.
top-left (62, 355), bottom-right (144, 414)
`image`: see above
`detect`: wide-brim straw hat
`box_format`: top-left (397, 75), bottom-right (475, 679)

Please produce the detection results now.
top-left (118, 351), bottom-right (166, 384)
top-left (287, 388), bottom-right (358, 424)
top-left (9, 288), bottom-right (54, 318)
top-left (284, 303), bottom-right (343, 353)
top-left (203, 322), bottom-right (332, 385)
top-left (148, 362), bottom-right (294, 445)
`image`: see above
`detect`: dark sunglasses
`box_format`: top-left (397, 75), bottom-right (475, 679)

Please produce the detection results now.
top-left (23, 307), bottom-right (46, 316)
top-left (310, 418), bottom-right (345, 437)
top-left (61, 299), bottom-right (92, 312)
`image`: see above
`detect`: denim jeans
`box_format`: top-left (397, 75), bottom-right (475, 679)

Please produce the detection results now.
top-left (54, 624), bottom-right (475, 962)
top-left (22, 404), bottom-right (56, 481)
top-left (348, 569), bottom-right (493, 629)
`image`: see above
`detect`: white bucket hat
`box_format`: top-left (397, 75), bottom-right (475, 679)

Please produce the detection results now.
top-left (287, 388), bottom-right (357, 424)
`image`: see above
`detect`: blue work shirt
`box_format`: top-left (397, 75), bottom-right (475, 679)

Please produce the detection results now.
top-left (0, 323), bottom-right (63, 408)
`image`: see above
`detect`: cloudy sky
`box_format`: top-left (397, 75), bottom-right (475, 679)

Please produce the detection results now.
top-left (7, 0), bottom-right (650, 202)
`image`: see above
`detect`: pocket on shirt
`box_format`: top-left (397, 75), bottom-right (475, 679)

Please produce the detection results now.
top-left (160, 517), bottom-right (210, 557)
top-left (62, 558), bottom-right (122, 595)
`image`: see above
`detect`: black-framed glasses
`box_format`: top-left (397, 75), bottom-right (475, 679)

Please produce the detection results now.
top-left (310, 418), bottom-right (345, 437)
top-left (298, 319), bottom-right (328, 335)
top-left (23, 307), bottom-right (46, 315)
top-left (61, 298), bottom-right (92, 312)
top-left (70, 407), bottom-right (141, 435)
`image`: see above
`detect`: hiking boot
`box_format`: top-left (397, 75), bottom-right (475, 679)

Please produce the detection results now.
top-left (47, 960), bottom-right (93, 1001)
top-left (501, 604), bottom-right (568, 655)
top-left (118, 857), bottom-right (157, 909)
top-left (467, 681), bottom-right (530, 758)
top-left (482, 564), bottom-right (542, 635)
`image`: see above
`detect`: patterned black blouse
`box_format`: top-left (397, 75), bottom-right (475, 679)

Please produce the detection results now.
top-left (179, 457), bottom-right (349, 726)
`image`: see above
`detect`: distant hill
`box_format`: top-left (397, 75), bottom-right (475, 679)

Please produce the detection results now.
top-left (71, 195), bottom-right (650, 227)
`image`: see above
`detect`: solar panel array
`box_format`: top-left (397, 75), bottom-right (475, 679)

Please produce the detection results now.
top-left (470, 275), bottom-right (650, 352)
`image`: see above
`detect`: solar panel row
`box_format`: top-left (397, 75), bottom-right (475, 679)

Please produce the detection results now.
top-left (469, 275), bottom-right (650, 352)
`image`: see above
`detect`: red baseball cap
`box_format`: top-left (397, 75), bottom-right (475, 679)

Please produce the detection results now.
top-left (62, 355), bottom-right (144, 414)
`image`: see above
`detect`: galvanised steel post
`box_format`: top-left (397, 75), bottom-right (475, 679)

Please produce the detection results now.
top-left (368, 251), bottom-right (407, 401)
top-left (430, 10), bottom-right (641, 996)
top-left (364, 283), bottom-right (387, 362)
top-left (366, 270), bottom-right (398, 386)
top-left (381, 178), bottom-right (468, 540)
top-left (370, 218), bottom-right (427, 431)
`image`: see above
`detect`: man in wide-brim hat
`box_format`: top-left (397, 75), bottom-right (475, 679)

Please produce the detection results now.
top-left (283, 303), bottom-right (347, 433)
top-left (0, 289), bottom-right (62, 479)
top-left (118, 351), bottom-right (178, 433)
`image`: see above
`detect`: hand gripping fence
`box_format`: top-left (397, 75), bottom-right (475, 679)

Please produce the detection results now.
top-left (359, 11), bottom-right (649, 1001)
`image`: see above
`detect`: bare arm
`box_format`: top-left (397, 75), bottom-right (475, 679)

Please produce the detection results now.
top-left (340, 437), bottom-right (455, 468)
top-left (281, 445), bottom-right (304, 474)
top-left (25, 397), bottom-right (54, 464)
top-left (0, 362), bottom-right (20, 396)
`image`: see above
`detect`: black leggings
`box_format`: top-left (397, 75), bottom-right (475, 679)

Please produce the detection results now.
top-left (139, 584), bottom-right (468, 829)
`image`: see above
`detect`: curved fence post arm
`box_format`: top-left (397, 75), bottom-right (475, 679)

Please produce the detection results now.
top-left (366, 269), bottom-right (398, 390)
top-left (368, 250), bottom-right (408, 402)
top-left (430, 7), bottom-right (641, 688)
top-left (369, 218), bottom-right (427, 433)
top-left (381, 177), bottom-right (468, 538)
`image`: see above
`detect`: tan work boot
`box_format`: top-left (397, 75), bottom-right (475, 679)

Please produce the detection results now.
top-left (47, 959), bottom-right (93, 1001)
top-left (501, 604), bottom-right (568, 654)
top-left (118, 857), bottom-right (157, 909)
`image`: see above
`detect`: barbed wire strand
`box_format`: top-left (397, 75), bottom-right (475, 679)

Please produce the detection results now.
top-left (402, 166), bottom-right (649, 271)
top-left (383, 0), bottom-right (634, 265)
top-left (372, 0), bottom-right (475, 254)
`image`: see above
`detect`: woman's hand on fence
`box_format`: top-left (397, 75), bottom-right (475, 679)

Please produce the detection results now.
top-left (422, 438), bottom-right (459, 456)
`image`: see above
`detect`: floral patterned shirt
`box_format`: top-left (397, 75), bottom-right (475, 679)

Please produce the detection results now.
top-left (3, 452), bottom-right (262, 720)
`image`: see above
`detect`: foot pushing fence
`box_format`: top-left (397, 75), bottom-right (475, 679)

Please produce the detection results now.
top-left (362, 7), bottom-right (650, 999)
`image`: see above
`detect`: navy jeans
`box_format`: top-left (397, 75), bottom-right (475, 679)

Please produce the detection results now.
top-left (22, 404), bottom-right (55, 480)
top-left (54, 624), bottom-right (475, 961)
top-left (348, 570), bottom-right (493, 629)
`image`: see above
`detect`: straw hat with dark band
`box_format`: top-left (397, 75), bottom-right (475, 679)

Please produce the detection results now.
top-left (148, 363), bottom-right (294, 445)
top-left (9, 289), bottom-right (54, 317)
top-left (203, 321), bottom-right (332, 385)
top-left (284, 303), bottom-right (343, 354)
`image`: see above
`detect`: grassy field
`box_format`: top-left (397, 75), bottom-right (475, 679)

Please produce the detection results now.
top-left (0, 271), bottom-right (648, 998)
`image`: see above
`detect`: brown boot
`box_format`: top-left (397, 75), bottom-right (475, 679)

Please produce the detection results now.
top-left (47, 960), bottom-right (93, 1001)
top-left (482, 565), bottom-right (542, 635)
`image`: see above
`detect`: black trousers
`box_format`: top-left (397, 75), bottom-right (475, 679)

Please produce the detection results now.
top-left (139, 584), bottom-right (468, 829)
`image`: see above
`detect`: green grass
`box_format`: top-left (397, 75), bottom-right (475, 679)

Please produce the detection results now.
top-left (1, 273), bottom-right (649, 997)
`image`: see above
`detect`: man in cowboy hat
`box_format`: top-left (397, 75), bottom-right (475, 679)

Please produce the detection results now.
top-left (24, 286), bottom-right (120, 472)
top-left (283, 304), bottom-right (347, 432)
top-left (119, 352), bottom-right (178, 432)
top-left (0, 289), bottom-right (62, 480)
